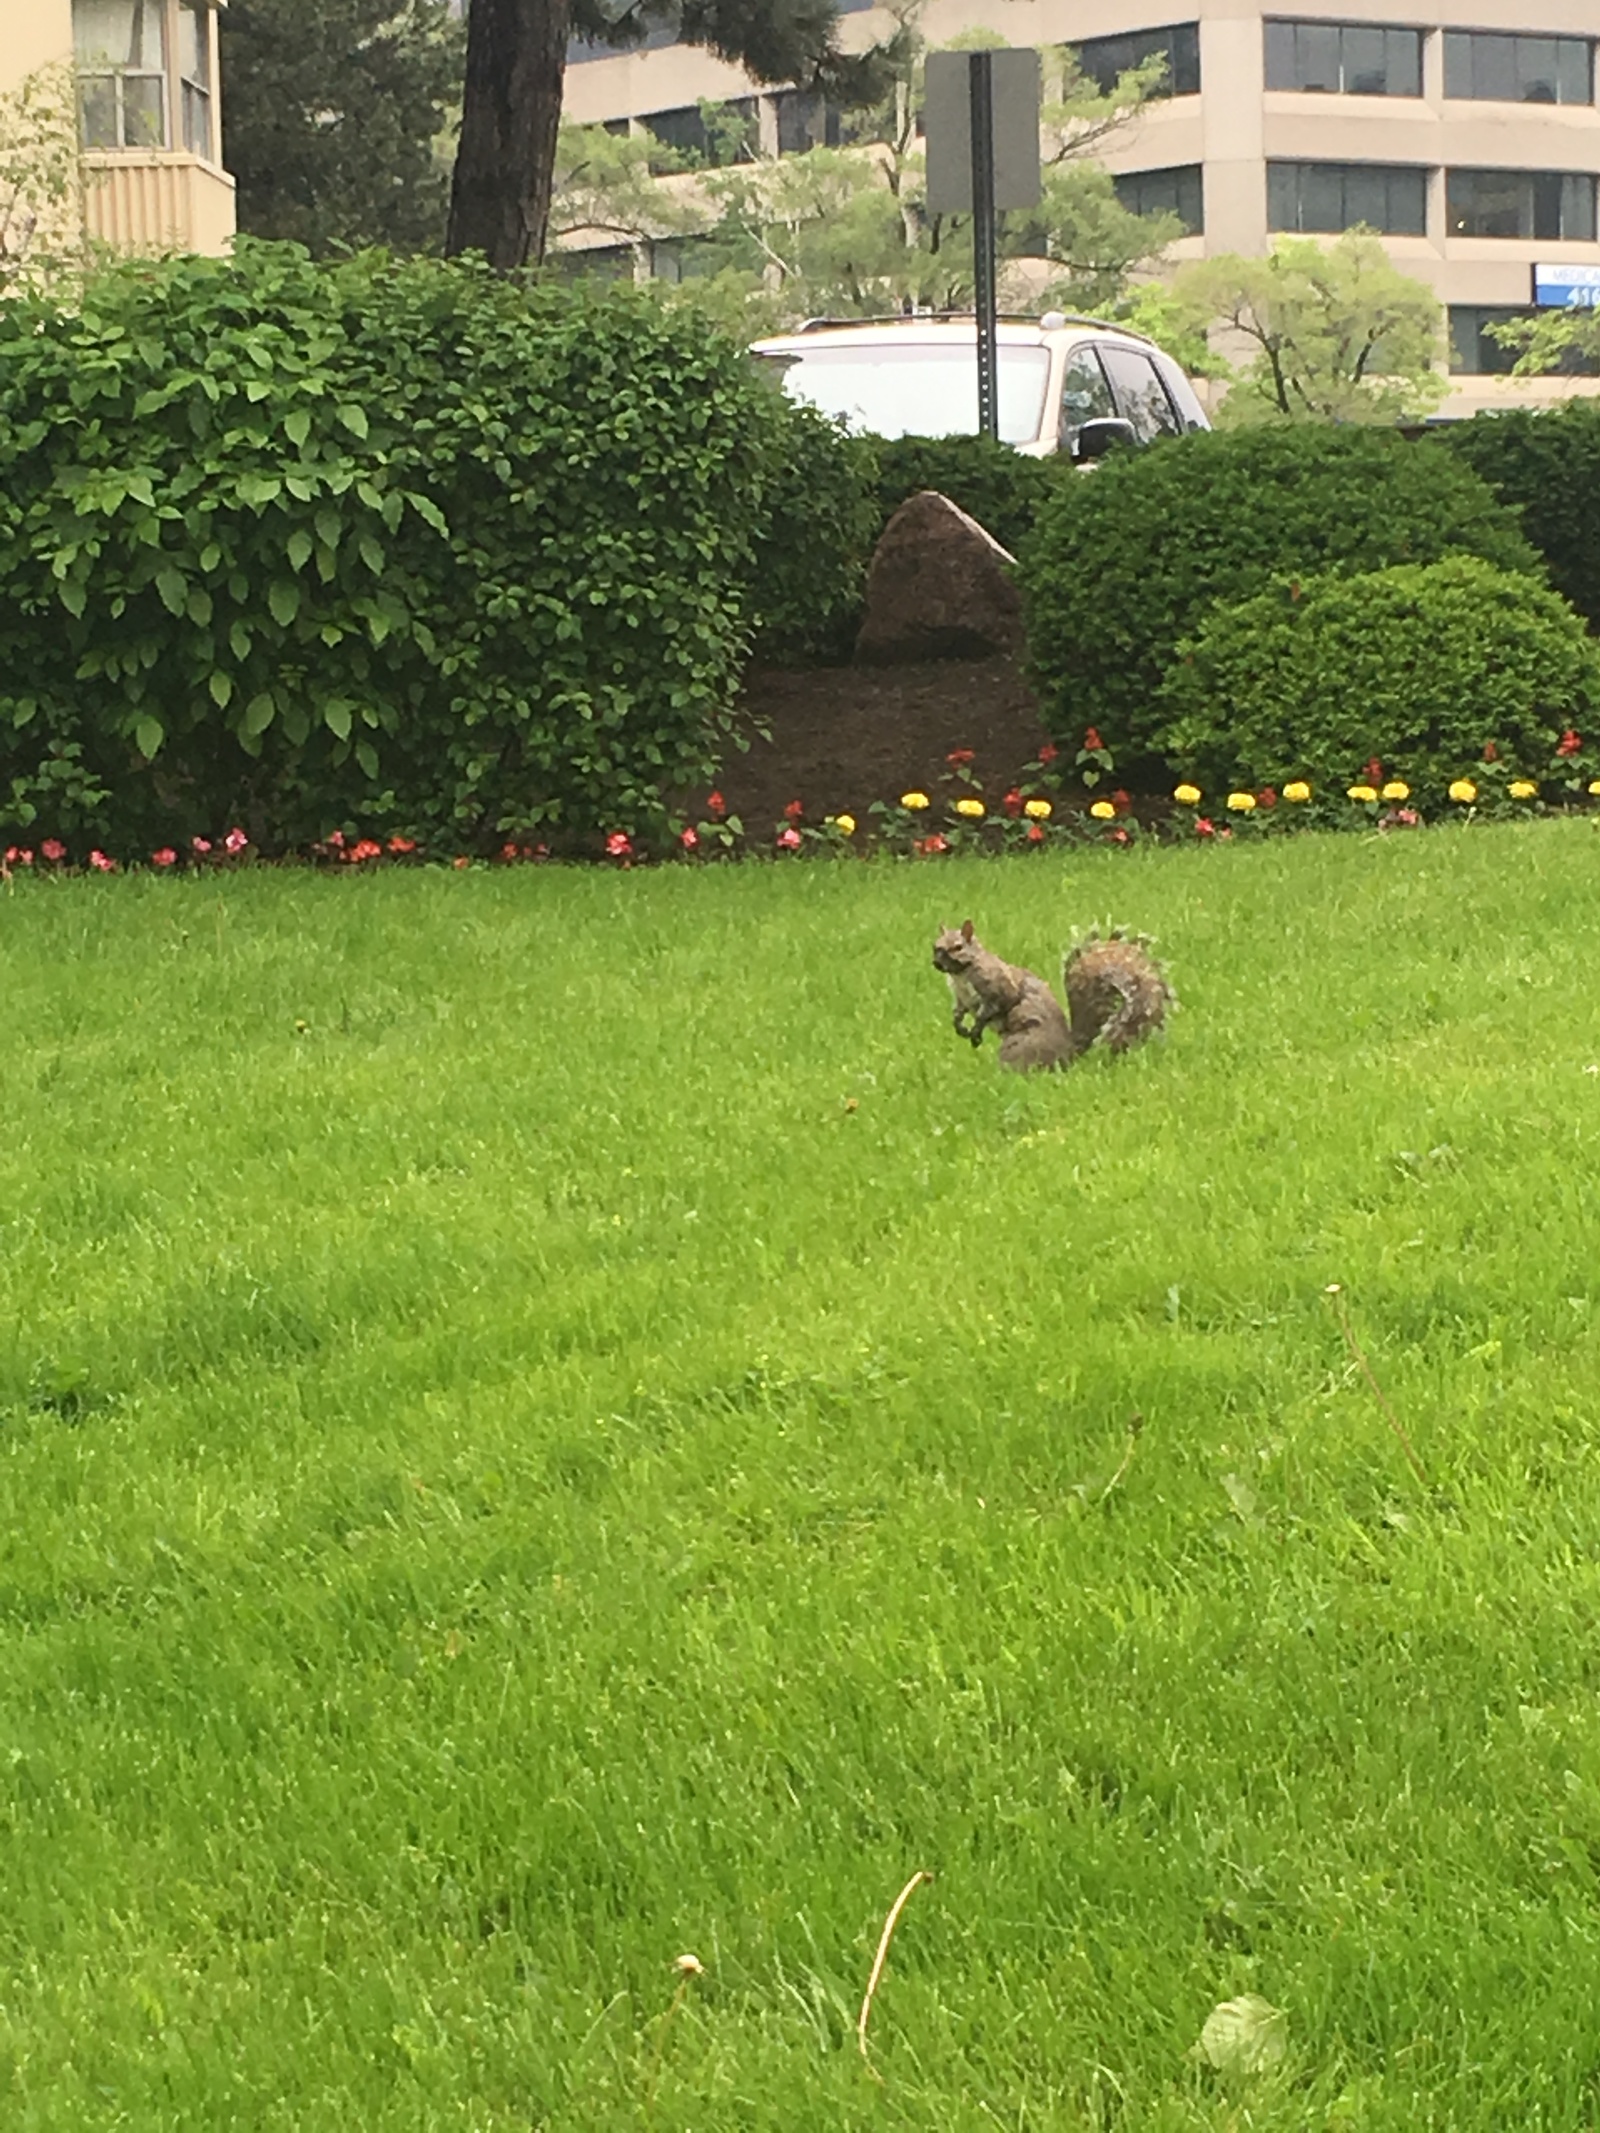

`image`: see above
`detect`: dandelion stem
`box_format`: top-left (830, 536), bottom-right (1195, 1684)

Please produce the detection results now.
top-left (1096, 1413), bottom-right (1143, 1506)
top-left (858, 1869), bottom-right (934, 2081)
top-left (1325, 1283), bottom-right (1428, 1489)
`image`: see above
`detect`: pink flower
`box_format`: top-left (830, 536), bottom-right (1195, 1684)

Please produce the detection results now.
top-left (1195, 817), bottom-right (1215, 839)
top-left (150, 847), bottom-right (178, 869)
top-left (1558, 728), bottom-right (1582, 758)
top-left (605, 832), bottom-right (632, 859)
top-left (88, 849), bottom-right (116, 872)
top-left (1025, 822), bottom-right (1045, 844)
top-left (40, 839), bottom-right (65, 862)
top-left (4, 846), bottom-right (32, 867)
top-left (914, 833), bottom-right (950, 856)
top-left (705, 791), bottom-right (727, 821)
top-left (349, 838), bottom-right (383, 862)
top-left (386, 835), bottom-right (417, 854)
top-left (679, 826), bottom-right (699, 850)
top-left (1110, 827), bottom-right (1131, 845)
top-left (452, 855), bottom-right (471, 869)
top-left (327, 829), bottom-right (346, 849)
top-left (224, 826), bottom-right (248, 855)
top-left (776, 826), bottom-right (802, 850)
top-left (191, 836), bottom-right (212, 856)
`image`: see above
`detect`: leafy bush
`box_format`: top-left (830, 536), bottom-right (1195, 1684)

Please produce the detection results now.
top-left (1018, 425), bottom-right (1544, 763)
top-left (0, 240), bottom-right (826, 850)
top-left (1431, 401), bottom-right (1600, 631)
top-left (869, 433), bottom-right (1058, 560)
top-left (746, 410), bottom-right (878, 666)
top-left (1155, 555), bottom-right (1600, 791)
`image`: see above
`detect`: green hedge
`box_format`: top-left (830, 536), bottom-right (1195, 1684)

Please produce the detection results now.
top-left (1430, 401), bottom-right (1600, 632)
top-left (868, 434), bottom-right (1059, 560)
top-left (1155, 554), bottom-right (1600, 792)
top-left (0, 241), bottom-right (849, 851)
top-left (1018, 425), bottom-right (1544, 764)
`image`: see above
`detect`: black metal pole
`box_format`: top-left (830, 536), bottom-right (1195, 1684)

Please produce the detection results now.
top-left (969, 51), bottom-right (998, 441)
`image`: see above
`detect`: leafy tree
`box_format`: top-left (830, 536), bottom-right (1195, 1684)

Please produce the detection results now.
top-left (0, 63), bottom-right (84, 300)
top-left (1157, 228), bottom-right (1447, 424)
top-left (448, 0), bottom-right (898, 269)
top-left (1486, 306), bottom-right (1600, 377)
top-left (221, 0), bottom-right (465, 255)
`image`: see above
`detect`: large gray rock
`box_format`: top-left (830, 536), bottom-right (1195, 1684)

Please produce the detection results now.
top-left (855, 489), bottom-right (1024, 664)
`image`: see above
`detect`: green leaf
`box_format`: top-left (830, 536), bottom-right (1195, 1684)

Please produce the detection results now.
top-left (287, 529), bottom-right (313, 572)
top-left (244, 691), bottom-right (276, 737)
top-left (133, 715), bottom-right (164, 759)
top-left (337, 403), bottom-right (370, 441)
top-left (357, 534), bottom-right (385, 576)
top-left (268, 580), bottom-right (301, 628)
top-left (155, 566), bottom-right (187, 616)
top-left (186, 587), bottom-right (213, 627)
top-left (323, 700), bottom-right (353, 742)
top-left (355, 739), bottom-right (379, 778)
top-left (208, 670), bottom-right (234, 709)
top-left (284, 409), bottom-right (312, 448)
top-left (229, 620), bottom-right (252, 662)
top-left (58, 579), bottom-right (86, 618)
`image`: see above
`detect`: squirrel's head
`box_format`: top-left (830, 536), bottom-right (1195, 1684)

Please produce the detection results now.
top-left (932, 919), bottom-right (979, 973)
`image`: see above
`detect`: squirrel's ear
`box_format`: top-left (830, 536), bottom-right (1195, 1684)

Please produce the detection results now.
top-left (961, 918), bottom-right (974, 941)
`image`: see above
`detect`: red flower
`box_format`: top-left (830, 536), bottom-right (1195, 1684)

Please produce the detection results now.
top-left (224, 826), bottom-right (249, 855)
top-left (776, 825), bottom-right (802, 850)
top-left (191, 835), bottom-right (212, 855)
top-left (1482, 740), bottom-right (1498, 762)
top-left (679, 826), bottom-right (699, 850)
top-left (40, 839), bottom-right (66, 862)
top-left (1558, 728), bottom-right (1582, 757)
top-left (605, 831), bottom-right (632, 859)
top-left (350, 838), bottom-right (382, 862)
top-left (1110, 827), bottom-right (1131, 846)
top-left (1389, 807), bottom-right (1420, 827)
top-left (88, 849), bottom-right (116, 872)
top-left (783, 798), bottom-right (804, 822)
top-left (5, 846), bottom-right (33, 867)
top-left (1258, 787), bottom-right (1278, 808)
top-left (1026, 822), bottom-right (1045, 844)
top-left (531, 843), bottom-right (550, 859)
top-left (386, 835), bottom-right (417, 854)
top-left (1363, 758), bottom-right (1382, 783)
top-left (1081, 730), bottom-right (1102, 753)
top-left (499, 841), bottom-right (520, 862)
top-left (1039, 741), bottom-right (1060, 764)
top-left (945, 747), bottom-right (975, 767)
top-left (914, 833), bottom-right (950, 855)
top-left (452, 855), bottom-right (472, 869)
top-left (150, 847), bottom-right (178, 868)
top-left (1195, 817), bottom-right (1215, 839)
top-left (1002, 788), bottom-right (1024, 818)
top-left (706, 790), bottom-right (727, 820)
top-left (1111, 788), bottom-right (1131, 813)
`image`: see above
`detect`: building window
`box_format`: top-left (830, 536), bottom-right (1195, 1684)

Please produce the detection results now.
top-left (1113, 164), bottom-right (1204, 234)
top-left (775, 90), bottom-right (843, 155)
top-left (1074, 24), bottom-right (1200, 99)
top-left (1446, 169), bottom-right (1598, 242)
top-left (641, 101), bottom-right (756, 167)
top-left (1443, 32), bottom-right (1594, 106)
top-left (1267, 161), bottom-right (1427, 235)
top-left (1449, 305), bottom-right (1600, 374)
top-left (75, 0), bottom-right (168, 148)
top-left (74, 0), bottom-right (217, 157)
top-left (1264, 21), bottom-right (1422, 97)
top-left (556, 244), bottom-right (635, 283)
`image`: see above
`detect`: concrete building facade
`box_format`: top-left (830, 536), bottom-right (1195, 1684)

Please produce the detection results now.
top-left (562, 1), bottom-right (1600, 412)
top-left (4, 0), bottom-right (235, 260)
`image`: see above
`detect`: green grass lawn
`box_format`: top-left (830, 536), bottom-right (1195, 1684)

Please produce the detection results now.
top-left (4, 824), bottom-right (1600, 2129)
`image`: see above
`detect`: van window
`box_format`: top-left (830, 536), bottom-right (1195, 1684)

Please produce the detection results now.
top-left (1097, 344), bottom-right (1183, 442)
top-left (1058, 343), bottom-right (1116, 448)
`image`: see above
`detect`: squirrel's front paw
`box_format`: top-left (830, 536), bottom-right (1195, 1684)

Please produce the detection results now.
top-left (968, 1029), bottom-right (984, 1049)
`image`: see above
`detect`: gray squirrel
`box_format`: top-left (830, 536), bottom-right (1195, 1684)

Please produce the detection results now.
top-left (932, 918), bottom-right (1174, 1072)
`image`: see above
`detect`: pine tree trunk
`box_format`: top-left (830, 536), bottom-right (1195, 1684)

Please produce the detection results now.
top-left (446, 0), bottom-right (571, 268)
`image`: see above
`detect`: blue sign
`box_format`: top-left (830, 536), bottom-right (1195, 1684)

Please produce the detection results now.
top-left (1533, 263), bottom-right (1600, 308)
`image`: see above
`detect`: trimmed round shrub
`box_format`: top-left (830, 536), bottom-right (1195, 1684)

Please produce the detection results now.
top-left (1154, 554), bottom-right (1600, 793)
top-left (1431, 401), bottom-right (1600, 632)
top-left (1018, 425), bottom-right (1544, 764)
top-left (0, 239), bottom-right (847, 851)
top-left (869, 434), bottom-right (1060, 559)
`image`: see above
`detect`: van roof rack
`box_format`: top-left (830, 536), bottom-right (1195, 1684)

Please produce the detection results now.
top-left (792, 309), bottom-right (1155, 344)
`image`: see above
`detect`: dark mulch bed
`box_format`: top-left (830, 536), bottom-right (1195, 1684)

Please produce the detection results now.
top-left (698, 655), bottom-right (1055, 833)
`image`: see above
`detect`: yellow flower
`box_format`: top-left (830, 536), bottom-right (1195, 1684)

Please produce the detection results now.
top-left (1173, 783), bottom-right (1202, 806)
top-left (1226, 792), bottom-right (1256, 813)
top-left (1283, 781), bottom-right (1312, 803)
top-left (830, 813), bottom-right (856, 836)
top-left (1508, 779), bottom-right (1538, 800)
top-left (1347, 785), bottom-right (1378, 804)
top-left (1589, 780), bottom-right (1600, 797)
top-left (901, 791), bottom-right (930, 811)
top-left (1024, 798), bottom-right (1052, 820)
top-left (1449, 779), bottom-right (1477, 804)
top-left (1089, 799), bottom-right (1116, 820)
top-left (954, 797), bottom-right (985, 819)
top-left (1380, 781), bottom-right (1410, 802)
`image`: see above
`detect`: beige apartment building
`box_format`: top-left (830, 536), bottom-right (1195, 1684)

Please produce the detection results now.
top-left (563, 1), bottom-right (1600, 412)
top-left (4, 0), bottom-right (235, 259)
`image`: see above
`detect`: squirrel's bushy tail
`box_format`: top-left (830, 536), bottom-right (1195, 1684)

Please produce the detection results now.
top-left (1062, 925), bottom-right (1176, 1057)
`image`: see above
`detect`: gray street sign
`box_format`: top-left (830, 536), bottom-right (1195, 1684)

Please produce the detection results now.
top-left (923, 48), bottom-right (1041, 215)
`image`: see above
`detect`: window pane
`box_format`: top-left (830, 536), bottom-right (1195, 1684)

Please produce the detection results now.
top-left (179, 4), bottom-right (210, 88)
top-left (1168, 23), bottom-right (1201, 95)
top-left (1058, 345), bottom-right (1115, 436)
top-left (1557, 40), bottom-right (1592, 105)
top-left (1385, 30), bottom-right (1421, 98)
top-left (1344, 164), bottom-right (1390, 226)
top-left (1448, 170), bottom-right (1526, 238)
top-left (123, 72), bottom-right (166, 147)
top-left (1266, 163), bottom-right (1297, 231)
top-left (774, 343), bottom-right (1052, 446)
top-left (1475, 36), bottom-right (1518, 101)
top-left (1388, 169), bottom-right (1426, 234)
top-left (182, 80), bottom-right (210, 154)
top-left (73, 0), bottom-right (164, 67)
top-left (1077, 24), bottom-right (1200, 99)
top-left (1112, 164), bottom-right (1203, 234)
top-left (1264, 21), bottom-right (1295, 90)
top-left (1296, 24), bottom-right (1340, 92)
top-left (1450, 305), bottom-right (1600, 375)
top-left (78, 74), bottom-right (118, 147)
top-left (1271, 162), bottom-right (1425, 236)
top-left (1098, 346), bottom-right (1181, 442)
top-left (1563, 175), bottom-right (1598, 242)
top-left (1518, 39), bottom-right (1562, 104)
top-left (1343, 28), bottom-right (1388, 95)
top-left (1301, 163), bottom-right (1345, 230)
